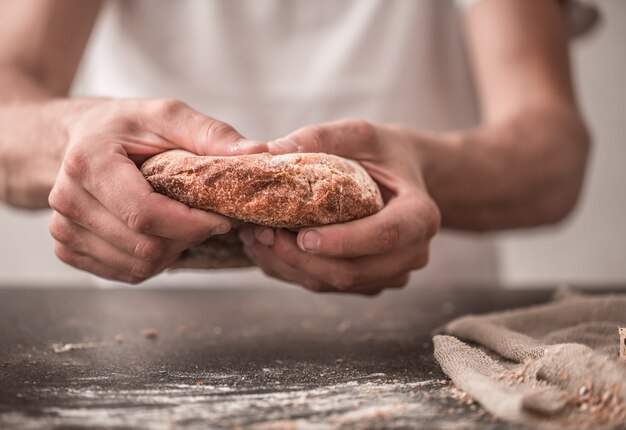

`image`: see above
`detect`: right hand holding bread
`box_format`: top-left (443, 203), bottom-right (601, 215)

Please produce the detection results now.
top-left (48, 99), bottom-right (267, 283)
top-left (241, 119), bottom-right (441, 295)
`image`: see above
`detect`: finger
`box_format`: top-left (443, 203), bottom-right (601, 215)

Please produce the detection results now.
top-left (49, 174), bottom-right (194, 259)
top-left (240, 229), bottom-right (337, 293)
top-left (267, 119), bottom-right (379, 159)
top-left (50, 213), bottom-right (179, 280)
top-left (343, 273), bottom-right (411, 296)
top-left (140, 99), bottom-right (268, 156)
top-left (244, 235), bottom-right (410, 296)
top-left (54, 242), bottom-right (144, 284)
top-left (296, 192), bottom-right (439, 258)
top-left (253, 229), bottom-right (429, 291)
top-left (60, 144), bottom-right (232, 241)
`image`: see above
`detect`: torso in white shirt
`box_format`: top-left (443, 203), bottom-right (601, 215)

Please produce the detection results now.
top-left (74, 0), bottom-right (500, 288)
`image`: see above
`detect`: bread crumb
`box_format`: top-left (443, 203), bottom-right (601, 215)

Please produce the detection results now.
top-left (494, 355), bottom-right (626, 426)
top-left (445, 385), bottom-right (476, 406)
top-left (336, 320), bottom-right (352, 333)
top-left (51, 342), bottom-right (106, 353)
top-left (142, 329), bottom-right (158, 339)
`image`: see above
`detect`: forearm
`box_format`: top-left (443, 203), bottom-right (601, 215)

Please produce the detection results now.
top-left (0, 1), bottom-right (102, 208)
top-left (0, 70), bottom-right (92, 208)
top-left (420, 106), bottom-right (590, 230)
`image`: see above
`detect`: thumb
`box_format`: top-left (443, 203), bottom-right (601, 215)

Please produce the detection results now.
top-left (144, 99), bottom-right (268, 156)
top-left (189, 119), bottom-right (268, 156)
top-left (268, 119), bottom-right (378, 159)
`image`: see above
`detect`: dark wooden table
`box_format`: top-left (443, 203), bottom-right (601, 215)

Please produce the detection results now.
top-left (0, 283), bottom-right (556, 429)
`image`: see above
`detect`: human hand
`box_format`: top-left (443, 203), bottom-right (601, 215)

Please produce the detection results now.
top-left (239, 119), bottom-right (440, 295)
top-left (49, 99), bottom-right (267, 283)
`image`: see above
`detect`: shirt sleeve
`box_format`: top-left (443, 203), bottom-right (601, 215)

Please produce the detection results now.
top-left (455, 0), bottom-right (600, 38)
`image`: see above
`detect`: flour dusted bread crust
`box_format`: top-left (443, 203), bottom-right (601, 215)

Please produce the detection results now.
top-left (141, 150), bottom-right (383, 228)
top-left (141, 150), bottom-right (384, 269)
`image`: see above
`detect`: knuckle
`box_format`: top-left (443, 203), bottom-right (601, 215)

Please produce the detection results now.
top-left (47, 186), bottom-right (64, 213)
top-left (130, 259), bottom-right (160, 279)
top-left (281, 251), bottom-right (300, 268)
top-left (330, 267), bottom-right (360, 291)
top-left (125, 275), bottom-right (146, 285)
top-left (259, 265), bottom-right (277, 278)
top-left (54, 242), bottom-right (76, 266)
top-left (349, 119), bottom-right (376, 144)
top-left (425, 201), bottom-right (441, 238)
top-left (377, 221), bottom-right (400, 253)
top-left (332, 240), bottom-right (348, 257)
top-left (123, 205), bottom-right (151, 233)
top-left (362, 289), bottom-right (384, 297)
top-left (321, 233), bottom-right (350, 257)
top-left (152, 98), bottom-right (187, 118)
top-left (202, 120), bottom-right (236, 143)
top-left (408, 195), bottom-right (441, 240)
top-left (49, 190), bottom-right (79, 220)
top-left (134, 236), bottom-right (167, 260)
top-left (273, 242), bottom-right (300, 267)
top-left (303, 279), bottom-right (327, 293)
top-left (63, 146), bottom-right (90, 180)
top-left (411, 250), bottom-right (430, 270)
top-left (392, 273), bottom-right (411, 289)
top-left (304, 125), bottom-right (327, 152)
top-left (49, 215), bottom-right (76, 246)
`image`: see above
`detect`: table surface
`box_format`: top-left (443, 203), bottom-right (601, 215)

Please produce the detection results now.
top-left (0, 282), bottom-right (560, 429)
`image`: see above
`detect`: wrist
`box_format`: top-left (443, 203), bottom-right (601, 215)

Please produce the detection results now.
top-left (377, 122), bottom-right (457, 191)
top-left (0, 97), bottom-right (108, 208)
top-left (44, 97), bottom-right (110, 160)
top-left (408, 126), bottom-right (469, 199)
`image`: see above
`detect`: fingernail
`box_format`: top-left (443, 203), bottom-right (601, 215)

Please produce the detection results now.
top-left (299, 230), bottom-right (321, 251)
top-left (211, 224), bottom-right (231, 235)
top-left (256, 227), bottom-right (275, 247)
top-left (239, 228), bottom-right (255, 246)
top-left (234, 140), bottom-right (267, 154)
top-left (268, 138), bottom-right (299, 154)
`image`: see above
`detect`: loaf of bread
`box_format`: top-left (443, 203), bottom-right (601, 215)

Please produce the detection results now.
top-left (141, 150), bottom-right (384, 268)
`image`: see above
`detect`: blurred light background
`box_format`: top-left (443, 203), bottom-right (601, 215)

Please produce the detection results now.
top-left (0, 0), bottom-right (623, 288)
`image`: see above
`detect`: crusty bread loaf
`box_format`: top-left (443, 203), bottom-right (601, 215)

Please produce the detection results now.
top-left (141, 150), bottom-right (383, 269)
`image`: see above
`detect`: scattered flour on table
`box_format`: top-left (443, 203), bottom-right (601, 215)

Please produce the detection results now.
top-left (0, 376), bottom-right (476, 430)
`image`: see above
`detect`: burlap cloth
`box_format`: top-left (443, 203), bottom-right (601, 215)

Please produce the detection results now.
top-left (433, 292), bottom-right (626, 429)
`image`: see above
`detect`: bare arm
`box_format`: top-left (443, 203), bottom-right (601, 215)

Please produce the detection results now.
top-left (244, 0), bottom-right (590, 294)
top-left (0, 2), bottom-right (268, 283)
top-left (423, 0), bottom-right (590, 229)
top-left (0, 0), bottom-right (101, 207)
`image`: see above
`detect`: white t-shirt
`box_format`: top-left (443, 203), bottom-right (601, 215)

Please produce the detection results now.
top-left (72, 0), bottom-right (523, 288)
